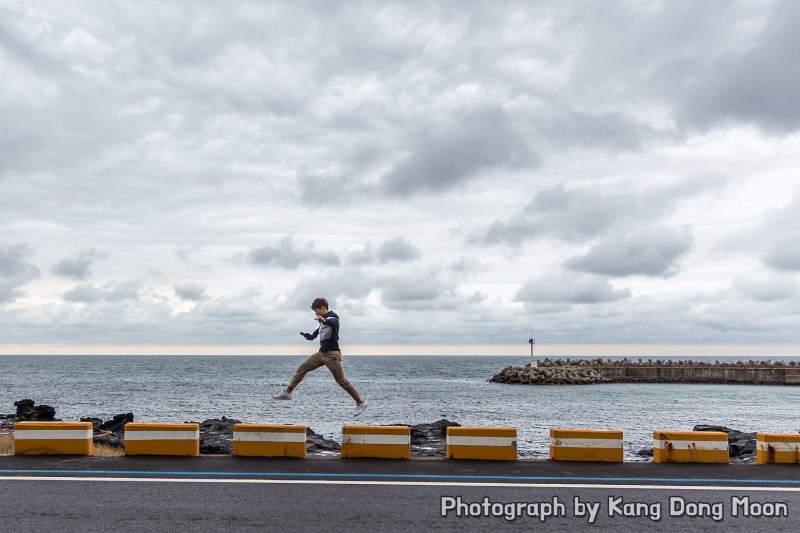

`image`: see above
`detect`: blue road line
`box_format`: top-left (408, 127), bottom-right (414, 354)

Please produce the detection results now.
top-left (1, 468), bottom-right (799, 485)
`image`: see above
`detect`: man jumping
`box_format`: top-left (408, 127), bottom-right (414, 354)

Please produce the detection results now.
top-left (273, 297), bottom-right (367, 417)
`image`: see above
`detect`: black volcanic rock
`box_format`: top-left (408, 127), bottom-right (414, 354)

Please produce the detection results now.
top-left (94, 431), bottom-right (124, 448)
top-left (414, 420), bottom-right (460, 457)
top-left (384, 419), bottom-right (462, 457)
top-left (101, 413), bottom-right (134, 434)
top-left (80, 413), bottom-right (134, 449)
top-left (80, 417), bottom-right (103, 429)
top-left (14, 399), bottom-right (57, 421)
top-left (693, 424), bottom-right (756, 461)
top-left (306, 428), bottom-right (341, 454)
top-left (198, 417), bottom-right (239, 454)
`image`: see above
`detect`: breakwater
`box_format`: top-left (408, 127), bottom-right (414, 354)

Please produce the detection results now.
top-left (491, 358), bottom-right (800, 385)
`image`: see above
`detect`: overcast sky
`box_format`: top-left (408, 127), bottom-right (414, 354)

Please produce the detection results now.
top-left (2, 0), bottom-right (800, 355)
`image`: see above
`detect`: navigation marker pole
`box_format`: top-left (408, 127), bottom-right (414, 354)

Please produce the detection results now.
top-left (529, 332), bottom-right (536, 367)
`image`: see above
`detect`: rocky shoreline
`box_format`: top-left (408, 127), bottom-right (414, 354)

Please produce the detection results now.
top-left (491, 358), bottom-right (800, 385)
top-left (1, 399), bottom-right (461, 457)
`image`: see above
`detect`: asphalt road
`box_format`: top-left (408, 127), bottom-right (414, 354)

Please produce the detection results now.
top-left (2, 456), bottom-right (799, 532)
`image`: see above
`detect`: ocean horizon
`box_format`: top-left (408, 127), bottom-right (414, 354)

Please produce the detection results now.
top-left (3, 344), bottom-right (800, 357)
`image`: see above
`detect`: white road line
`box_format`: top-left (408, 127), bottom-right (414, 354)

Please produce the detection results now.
top-left (2, 476), bottom-right (800, 492)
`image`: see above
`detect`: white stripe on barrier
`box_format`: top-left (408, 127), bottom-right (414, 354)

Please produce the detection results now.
top-left (125, 431), bottom-right (199, 441)
top-left (550, 437), bottom-right (623, 449)
top-left (446, 436), bottom-right (516, 447)
top-left (342, 434), bottom-right (409, 446)
top-left (654, 439), bottom-right (728, 451)
top-left (233, 432), bottom-right (306, 443)
top-left (757, 442), bottom-right (800, 452)
top-left (14, 430), bottom-right (93, 440)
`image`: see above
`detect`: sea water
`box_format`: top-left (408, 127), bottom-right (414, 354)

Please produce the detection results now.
top-left (2, 355), bottom-right (799, 460)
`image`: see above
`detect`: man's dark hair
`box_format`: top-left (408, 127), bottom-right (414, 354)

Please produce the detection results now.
top-left (310, 297), bottom-right (329, 310)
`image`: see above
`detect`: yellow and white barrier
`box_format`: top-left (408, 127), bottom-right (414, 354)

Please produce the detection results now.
top-left (124, 422), bottom-right (200, 456)
top-left (233, 424), bottom-right (306, 458)
top-left (14, 421), bottom-right (94, 456)
top-left (653, 430), bottom-right (729, 463)
top-left (550, 428), bottom-right (623, 462)
top-left (446, 426), bottom-right (517, 461)
top-left (341, 425), bottom-right (410, 459)
top-left (757, 433), bottom-right (800, 464)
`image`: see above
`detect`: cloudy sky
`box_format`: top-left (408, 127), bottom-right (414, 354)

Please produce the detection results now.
top-left (2, 0), bottom-right (800, 356)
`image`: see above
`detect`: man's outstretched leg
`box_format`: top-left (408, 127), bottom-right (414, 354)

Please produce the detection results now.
top-left (321, 351), bottom-right (367, 416)
top-left (273, 352), bottom-right (325, 400)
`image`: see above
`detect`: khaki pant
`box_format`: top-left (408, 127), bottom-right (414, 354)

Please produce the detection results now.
top-left (286, 351), bottom-right (364, 404)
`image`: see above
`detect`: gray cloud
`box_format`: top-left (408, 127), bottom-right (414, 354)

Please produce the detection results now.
top-left (0, 242), bottom-right (40, 302)
top-left (379, 273), bottom-right (446, 308)
top-left (733, 273), bottom-right (798, 302)
top-left (377, 238), bottom-right (420, 263)
top-left (287, 262), bottom-right (467, 314)
top-left (448, 256), bottom-right (487, 277)
top-left (473, 179), bottom-right (722, 247)
top-left (758, 192), bottom-right (800, 272)
top-left (51, 248), bottom-right (109, 280)
top-left (104, 280), bottom-right (142, 302)
top-left (176, 241), bottom-right (206, 262)
top-left (296, 171), bottom-right (361, 208)
top-left (174, 282), bottom-right (207, 301)
top-left (377, 107), bottom-right (536, 197)
top-left (192, 294), bottom-right (260, 321)
top-left (2, 2), bottom-right (800, 349)
top-left (347, 238), bottom-right (420, 265)
top-left (344, 244), bottom-right (376, 266)
top-left (289, 268), bottom-right (376, 309)
top-left (558, 0), bottom-right (798, 135)
top-left (63, 280), bottom-right (142, 304)
top-left (539, 108), bottom-right (653, 151)
top-left (677, 1), bottom-right (800, 133)
top-left (763, 237), bottom-right (800, 272)
top-left (374, 268), bottom-right (477, 312)
top-left (246, 236), bottom-right (341, 269)
top-left (63, 284), bottom-right (104, 303)
top-left (475, 184), bottom-right (626, 246)
top-left (565, 226), bottom-right (694, 277)
top-left (515, 272), bottom-right (632, 305)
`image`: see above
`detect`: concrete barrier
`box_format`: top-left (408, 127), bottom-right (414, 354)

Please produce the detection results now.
top-left (446, 426), bottom-right (517, 460)
top-left (124, 422), bottom-right (200, 456)
top-left (341, 425), bottom-right (410, 459)
top-left (233, 424), bottom-right (306, 458)
top-left (14, 421), bottom-right (94, 456)
top-left (550, 428), bottom-right (623, 462)
top-left (653, 430), bottom-right (728, 463)
top-left (757, 433), bottom-right (800, 464)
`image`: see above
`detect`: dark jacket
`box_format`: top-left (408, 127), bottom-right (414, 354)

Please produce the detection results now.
top-left (302, 310), bottom-right (340, 352)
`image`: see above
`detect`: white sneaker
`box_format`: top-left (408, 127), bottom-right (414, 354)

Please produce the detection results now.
top-left (353, 402), bottom-right (367, 417)
top-left (273, 391), bottom-right (292, 400)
